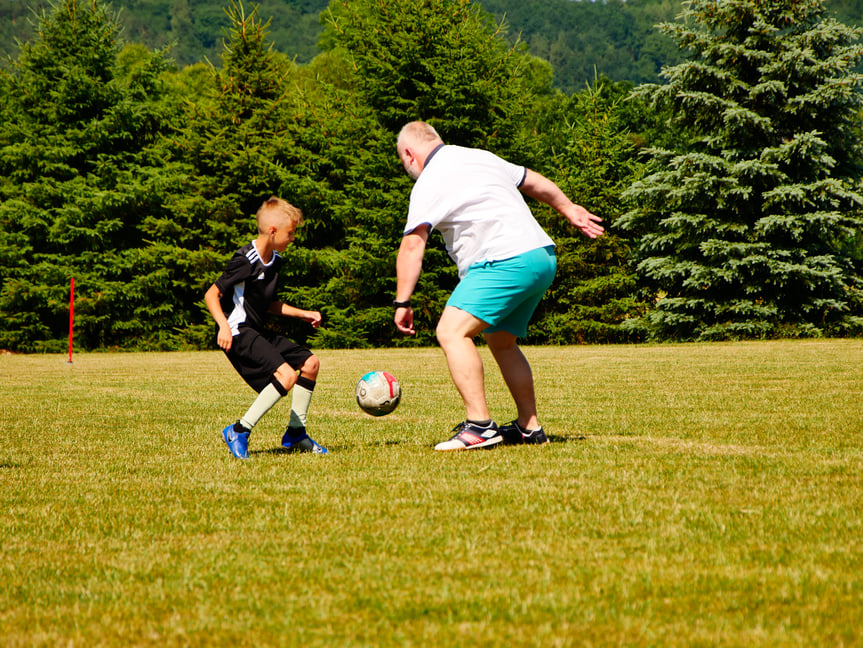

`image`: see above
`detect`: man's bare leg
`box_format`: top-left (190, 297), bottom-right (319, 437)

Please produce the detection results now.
top-left (485, 330), bottom-right (540, 430)
top-left (436, 306), bottom-right (491, 421)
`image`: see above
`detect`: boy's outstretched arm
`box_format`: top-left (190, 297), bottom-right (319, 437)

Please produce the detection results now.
top-left (269, 301), bottom-right (322, 328)
top-left (204, 284), bottom-right (233, 351)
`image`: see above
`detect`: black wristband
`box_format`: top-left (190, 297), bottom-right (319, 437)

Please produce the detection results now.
top-left (393, 299), bottom-right (412, 309)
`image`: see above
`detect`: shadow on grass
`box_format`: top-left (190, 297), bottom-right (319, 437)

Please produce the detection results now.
top-left (251, 440), bottom-right (410, 456)
top-left (0, 458), bottom-right (31, 469)
top-left (253, 447), bottom-right (332, 456)
top-left (241, 436), bottom-right (583, 456)
top-left (548, 434), bottom-right (586, 443)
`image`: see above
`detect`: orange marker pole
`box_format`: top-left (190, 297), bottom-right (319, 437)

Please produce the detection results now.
top-left (67, 277), bottom-right (75, 364)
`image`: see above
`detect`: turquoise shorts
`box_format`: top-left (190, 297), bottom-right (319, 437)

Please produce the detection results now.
top-left (448, 245), bottom-right (557, 337)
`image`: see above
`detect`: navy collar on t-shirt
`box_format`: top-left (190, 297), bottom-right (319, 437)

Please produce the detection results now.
top-left (424, 143), bottom-right (445, 168)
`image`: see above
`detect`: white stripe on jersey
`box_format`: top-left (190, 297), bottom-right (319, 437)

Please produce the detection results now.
top-left (227, 282), bottom-right (247, 336)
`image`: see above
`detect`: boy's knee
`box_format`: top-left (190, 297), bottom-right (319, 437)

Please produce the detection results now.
top-left (301, 354), bottom-right (320, 377)
top-left (274, 364), bottom-right (298, 390)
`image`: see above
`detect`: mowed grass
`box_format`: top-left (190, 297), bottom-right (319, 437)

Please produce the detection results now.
top-left (1, 340), bottom-right (861, 647)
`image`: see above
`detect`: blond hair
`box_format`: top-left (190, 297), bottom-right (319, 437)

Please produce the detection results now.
top-left (256, 196), bottom-right (303, 233)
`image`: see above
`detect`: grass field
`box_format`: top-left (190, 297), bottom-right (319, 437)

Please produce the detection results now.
top-left (2, 340), bottom-right (862, 647)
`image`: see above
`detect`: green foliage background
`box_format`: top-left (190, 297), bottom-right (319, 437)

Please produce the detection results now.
top-left (619, 0), bottom-right (863, 340)
top-left (0, 0), bottom-right (861, 351)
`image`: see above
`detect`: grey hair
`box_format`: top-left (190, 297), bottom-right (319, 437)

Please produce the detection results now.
top-left (397, 121), bottom-right (441, 146)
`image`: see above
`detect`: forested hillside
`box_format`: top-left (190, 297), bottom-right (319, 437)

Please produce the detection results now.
top-left (1, 0), bottom-right (330, 68)
top-left (3, 0), bottom-right (859, 90)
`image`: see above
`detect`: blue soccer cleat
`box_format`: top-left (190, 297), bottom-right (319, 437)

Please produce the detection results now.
top-left (281, 427), bottom-right (328, 454)
top-left (222, 422), bottom-right (251, 459)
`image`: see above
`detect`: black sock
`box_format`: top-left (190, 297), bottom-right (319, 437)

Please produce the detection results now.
top-left (515, 421), bottom-right (540, 434)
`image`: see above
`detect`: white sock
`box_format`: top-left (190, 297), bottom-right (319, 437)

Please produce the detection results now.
top-left (288, 384), bottom-right (314, 429)
top-left (240, 383), bottom-right (283, 430)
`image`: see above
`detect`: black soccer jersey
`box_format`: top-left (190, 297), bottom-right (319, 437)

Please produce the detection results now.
top-left (214, 241), bottom-right (284, 335)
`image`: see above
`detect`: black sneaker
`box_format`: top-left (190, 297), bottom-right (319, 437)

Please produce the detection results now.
top-left (434, 421), bottom-right (502, 451)
top-left (499, 420), bottom-right (549, 445)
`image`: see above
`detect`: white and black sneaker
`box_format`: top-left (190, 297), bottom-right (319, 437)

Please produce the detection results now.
top-left (499, 420), bottom-right (549, 445)
top-left (434, 421), bottom-right (502, 451)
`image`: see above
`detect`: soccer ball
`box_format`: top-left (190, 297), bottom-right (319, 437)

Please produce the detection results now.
top-left (356, 371), bottom-right (401, 416)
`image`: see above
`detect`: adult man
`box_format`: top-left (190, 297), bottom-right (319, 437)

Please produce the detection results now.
top-left (393, 121), bottom-right (604, 451)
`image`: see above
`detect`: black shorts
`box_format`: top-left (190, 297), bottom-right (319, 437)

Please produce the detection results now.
top-left (224, 327), bottom-right (313, 393)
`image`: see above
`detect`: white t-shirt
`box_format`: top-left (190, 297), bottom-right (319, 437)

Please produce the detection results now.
top-left (404, 145), bottom-right (555, 277)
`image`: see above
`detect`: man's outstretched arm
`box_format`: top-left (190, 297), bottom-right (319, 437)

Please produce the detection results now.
top-left (520, 169), bottom-right (604, 239)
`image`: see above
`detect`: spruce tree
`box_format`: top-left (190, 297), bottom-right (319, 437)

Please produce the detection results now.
top-left (313, 0), bottom-right (561, 346)
top-left (321, 0), bottom-right (535, 149)
top-left (529, 79), bottom-right (650, 344)
top-left (0, 0), bottom-right (177, 351)
top-left (619, 0), bottom-right (863, 340)
top-left (161, 1), bottom-right (348, 348)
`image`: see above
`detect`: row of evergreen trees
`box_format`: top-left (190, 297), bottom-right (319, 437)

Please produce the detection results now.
top-left (1, 0), bottom-right (862, 352)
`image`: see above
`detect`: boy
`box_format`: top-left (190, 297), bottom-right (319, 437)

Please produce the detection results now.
top-left (204, 197), bottom-right (326, 459)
